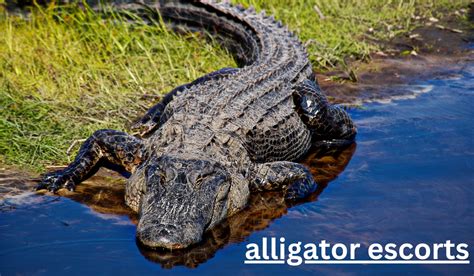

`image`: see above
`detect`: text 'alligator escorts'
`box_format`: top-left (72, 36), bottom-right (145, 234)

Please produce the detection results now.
top-left (37, 0), bottom-right (357, 249)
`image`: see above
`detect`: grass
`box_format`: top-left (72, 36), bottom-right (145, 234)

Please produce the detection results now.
top-left (0, 0), bottom-right (470, 172)
top-left (235, 0), bottom-right (470, 69)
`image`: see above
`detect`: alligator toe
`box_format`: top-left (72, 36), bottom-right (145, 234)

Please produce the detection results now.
top-left (35, 171), bottom-right (73, 193)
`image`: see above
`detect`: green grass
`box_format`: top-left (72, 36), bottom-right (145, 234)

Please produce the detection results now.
top-left (235, 0), bottom-right (470, 69)
top-left (0, 3), bottom-right (235, 170)
top-left (0, 0), bottom-right (470, 171)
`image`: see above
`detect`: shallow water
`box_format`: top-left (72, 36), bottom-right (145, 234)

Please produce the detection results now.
top-left (1, 63), bottom-right (473, 275)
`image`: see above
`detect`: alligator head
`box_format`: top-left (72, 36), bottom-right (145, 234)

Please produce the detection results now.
top-left (136, 155), bottom-right (231, 249)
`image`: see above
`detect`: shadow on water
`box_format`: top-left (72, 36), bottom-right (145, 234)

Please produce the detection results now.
top-left (0, 143), bottom-right (356, 269)
top-left (137, 144), bottom-right (356, 268)
top-left (2, 63), bottom-right (473, 274)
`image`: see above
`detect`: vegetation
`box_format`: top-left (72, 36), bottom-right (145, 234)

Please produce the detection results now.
top-left (236, 0), bottom-right (469, 68)
top-left (0, 0), bottom-right (470, 171)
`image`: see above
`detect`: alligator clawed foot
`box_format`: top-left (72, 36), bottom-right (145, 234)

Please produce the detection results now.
top-left (35, 171), bottom-right (76, 193)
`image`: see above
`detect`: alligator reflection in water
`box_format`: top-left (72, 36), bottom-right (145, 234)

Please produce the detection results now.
top-left (2, 64), bottom-right (472, 275)
top-left (59, 144), bottom-right (356, 268)
top-left (0, 143), bottom-right (355, 269)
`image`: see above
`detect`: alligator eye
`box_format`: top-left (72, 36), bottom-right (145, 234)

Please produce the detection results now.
top-left (164, 167), bottom-right (176, 183)
top-left (159, 172), bottom-right (166, 185)
top-left (144, 159), bottom-right (166, 189)
top-left (144, 164), bottom-right (155, 179)
top-left (195, 176), bottom-right (203, 188)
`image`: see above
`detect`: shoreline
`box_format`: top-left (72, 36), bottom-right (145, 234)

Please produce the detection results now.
top-left (0, 1), bottom-right (472, 172)
top-left (319, 10), bottom-right (473, 105)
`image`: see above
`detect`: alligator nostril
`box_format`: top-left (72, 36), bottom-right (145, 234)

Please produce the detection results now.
top-left (158, 228), bottom-right (170, 237)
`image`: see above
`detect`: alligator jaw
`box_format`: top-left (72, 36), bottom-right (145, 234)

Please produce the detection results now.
top-left (136, 222), bottom-right (202, 250)
top-left (135, 156), bottom-right (231, 249)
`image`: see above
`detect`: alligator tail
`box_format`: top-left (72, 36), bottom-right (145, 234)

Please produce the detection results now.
top-left (155, 0), bottom-right (262, 67)
top-left (98, 0), bottom-right (306, 69)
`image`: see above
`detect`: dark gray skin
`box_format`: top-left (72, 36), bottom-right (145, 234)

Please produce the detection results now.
top-left (36, 0), bottom-right (357, 249)
top-left (136, 155), bottom-right (232, 248)
top-left (130, 67), bottom-right (238, 137)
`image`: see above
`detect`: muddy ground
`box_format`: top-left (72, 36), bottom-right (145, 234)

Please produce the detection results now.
top-left (320, 10), bottom-right (473, 104)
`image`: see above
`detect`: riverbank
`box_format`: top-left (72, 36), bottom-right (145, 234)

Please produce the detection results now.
top-left (0, 0), bottom-right (472, 171)
top-left (320, 9), bottom-right (473, 104)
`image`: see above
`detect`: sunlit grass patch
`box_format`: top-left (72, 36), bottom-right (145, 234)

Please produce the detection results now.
top-left (0, 0), bottom-right (470, 171)
top-left (0, 4), bottom-right (235, 170)
top-left (234, 0), bottom-right (469, 70)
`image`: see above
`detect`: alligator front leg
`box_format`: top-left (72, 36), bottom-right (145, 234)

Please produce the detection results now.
top-left (36, 129), bottom-right (146, 192)
top-left (293, 79), bottom-right (357, 147)
top-left (250, 161), bottom-right (317, 200)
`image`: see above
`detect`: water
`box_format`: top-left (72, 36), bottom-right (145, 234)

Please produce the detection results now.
top-left (1, 64), bottom-right (473, 275)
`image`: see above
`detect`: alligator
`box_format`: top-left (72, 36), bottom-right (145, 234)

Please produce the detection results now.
top-left (36, 0), bottom-right (357, 249)
top-left (139, 144), bottom-right (356, 268)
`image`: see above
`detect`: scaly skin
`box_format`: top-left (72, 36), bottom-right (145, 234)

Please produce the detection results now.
top-left (36, 0), bottom-right (357, 249)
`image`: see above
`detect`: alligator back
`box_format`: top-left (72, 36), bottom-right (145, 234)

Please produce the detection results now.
top-left (147, 0), bottom-right (314, 163)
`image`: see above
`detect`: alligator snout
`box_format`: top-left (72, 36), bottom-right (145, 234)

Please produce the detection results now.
top-left (135, 155), bottom-right (232, 249)
top-left (136, 223), bottom-right (203, 249)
